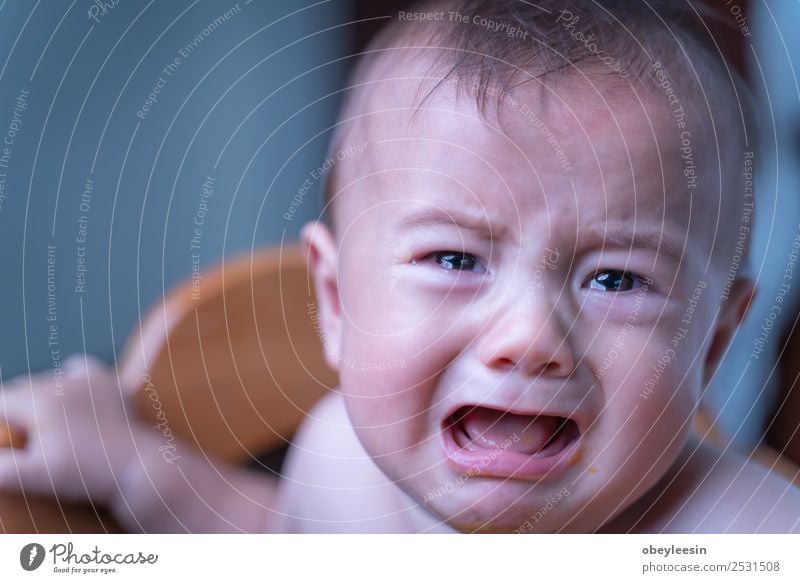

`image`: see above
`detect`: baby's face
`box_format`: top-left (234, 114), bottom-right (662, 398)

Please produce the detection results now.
top-left (306, 72), bottom-right (748, 532)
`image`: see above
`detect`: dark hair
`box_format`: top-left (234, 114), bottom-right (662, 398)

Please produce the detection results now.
top-left (322, 0), bottom-right (756, 239)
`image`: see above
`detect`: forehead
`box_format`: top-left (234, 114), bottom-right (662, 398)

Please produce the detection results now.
top-left (333, 63), bottom-right (727, 268)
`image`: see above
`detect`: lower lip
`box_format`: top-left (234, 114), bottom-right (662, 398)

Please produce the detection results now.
top-left (441, 421), bottom-right (580, 481)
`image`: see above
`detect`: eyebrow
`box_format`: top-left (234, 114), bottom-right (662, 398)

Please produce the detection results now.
top-left (588, 226), bottom-right (687, 266)
top-left (394, 207), bottom-right (506, 239)
top-left (394, 209), bottom-right (687, 265)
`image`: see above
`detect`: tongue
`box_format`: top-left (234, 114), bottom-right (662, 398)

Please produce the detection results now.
top-left (459, 408), bottom-right (561, 454)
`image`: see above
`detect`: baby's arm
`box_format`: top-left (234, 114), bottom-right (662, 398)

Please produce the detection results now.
top-left (0, 355), bottom-right (278, 532)
top-left (108, 433), bottom-right (278, 533)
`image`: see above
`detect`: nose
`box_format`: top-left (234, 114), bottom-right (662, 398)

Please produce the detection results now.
top-left (478, 291), bottom-right (576, 378)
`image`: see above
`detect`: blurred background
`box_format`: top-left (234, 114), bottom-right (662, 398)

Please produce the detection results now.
top-left (0, 0), bottom-right (351, 375)
top-left (0, 0), bottom-right (797, 461)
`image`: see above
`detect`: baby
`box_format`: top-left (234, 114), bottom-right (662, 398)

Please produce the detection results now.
top-left (2, 0), bottom-right (799, 533)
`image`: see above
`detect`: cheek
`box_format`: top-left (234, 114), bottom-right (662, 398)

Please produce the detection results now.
top-left (338, 262), bottom-right (476, 380)
top-left (338, 358), bottom-right (438, 465)
top-left (338, 231), bottom-right (484, 337)
top-left (340, 275), bottom-right (471, 341)
top-left (586, 331), bottom-right (698, 495)
top-left (336, 329), bottom-right (443, 442)
top-left (596, 327), bottom-right (700, 441)
top-left (336, 295), bottom-right (472, 457)
top-left (639, 339), bottom-right (703, 443)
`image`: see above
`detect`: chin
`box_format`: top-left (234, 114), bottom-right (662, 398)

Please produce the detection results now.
top-left (418, 482), bottom-right (583, 533)
top-left (439, 505), bottom-right (575, 533)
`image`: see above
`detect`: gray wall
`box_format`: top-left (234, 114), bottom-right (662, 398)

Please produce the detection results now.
top-left (706, 0), bottom-right (800, 446)
top-left (0, 0), bottom-right (350, 379)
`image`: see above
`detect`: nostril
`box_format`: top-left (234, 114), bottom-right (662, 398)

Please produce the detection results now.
top-left (541, 361), bottom-right (562, 374)
top-left (495, 357), bottom-right (515, 369)
top-left (488, 356), bottom-right (563, 377)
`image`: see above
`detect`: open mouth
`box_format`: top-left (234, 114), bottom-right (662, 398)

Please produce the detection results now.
top-left (442, 406), bottom-right (581, 480)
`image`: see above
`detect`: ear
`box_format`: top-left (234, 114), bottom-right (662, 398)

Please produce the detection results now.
top-left (702, 278), bottom-right (757, 386)
top-left (300, 220), bottom-right (341, 372)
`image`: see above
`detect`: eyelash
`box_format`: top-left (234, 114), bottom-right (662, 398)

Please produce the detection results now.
top-left (417, 250), bottom-right (488, 274)
top-left (418, 250), bottom-right (650, 292)
top-left (584, 270), bottom-right (651, 292)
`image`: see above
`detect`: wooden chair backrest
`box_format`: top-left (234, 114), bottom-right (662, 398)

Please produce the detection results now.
top-left (119, 243), bottom-right (337, 463)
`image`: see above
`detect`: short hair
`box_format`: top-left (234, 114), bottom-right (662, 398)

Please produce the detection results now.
top-left (322, 0), bottom-right (757, 260)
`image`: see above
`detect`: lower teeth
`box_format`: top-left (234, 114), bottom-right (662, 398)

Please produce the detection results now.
top-left (453, 415), bottom-right (575, 456)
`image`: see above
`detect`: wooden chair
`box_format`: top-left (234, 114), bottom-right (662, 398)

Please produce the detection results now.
top-left (0, 244), bottom-right (797, 532)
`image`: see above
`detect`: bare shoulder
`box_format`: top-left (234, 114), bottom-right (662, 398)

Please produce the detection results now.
top-left (285, 389), bottom-right (353, 456)
top-left (664, 439), bottom-right (800, 533)
top-left (270, 390), bottom-right (407, 532)
top-left (268, 390), bottom-right (351, 531)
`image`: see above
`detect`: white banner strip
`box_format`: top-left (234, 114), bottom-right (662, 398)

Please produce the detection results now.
top-left (0, 534), bottom-right (798, 581)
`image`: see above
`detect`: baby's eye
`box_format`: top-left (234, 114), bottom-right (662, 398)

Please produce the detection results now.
top-left (586, 270), bottom-right (647, 292)
top-left (425, 251), bottom-right (487, 274)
